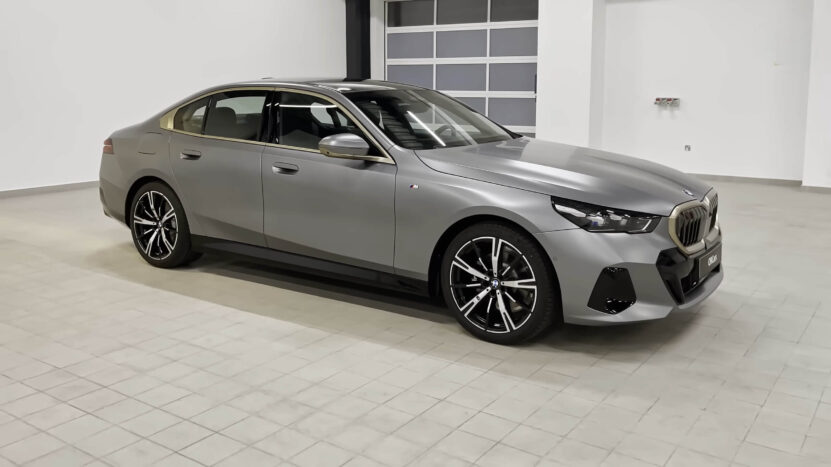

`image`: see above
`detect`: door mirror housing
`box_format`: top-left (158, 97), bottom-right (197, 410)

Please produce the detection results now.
top-left (319, 133), bottom-right (371, 160)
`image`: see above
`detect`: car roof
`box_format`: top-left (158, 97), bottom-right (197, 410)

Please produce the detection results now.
top-left (232, 78), bottom-right (426, 93)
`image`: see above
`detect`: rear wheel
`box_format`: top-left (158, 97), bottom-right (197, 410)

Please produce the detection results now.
top-left (129, 182), bottom-right (199, 268)
top-left (441, 222), bottom-right (559, 345)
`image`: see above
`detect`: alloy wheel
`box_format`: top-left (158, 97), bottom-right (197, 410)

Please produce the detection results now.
top-left (132, 190), bottom-right (178, 261)
top-left (449, 236), bottom-right (537, 333)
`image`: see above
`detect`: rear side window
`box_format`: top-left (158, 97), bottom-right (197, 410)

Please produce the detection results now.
top-left (203, 91), bottom-right (268, 141)
top-left (278, 92), bottom-right (368, 151)
top-left (173, 97), bottom-right (209, 134)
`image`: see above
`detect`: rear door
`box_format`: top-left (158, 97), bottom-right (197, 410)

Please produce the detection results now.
top-left (169, 89), bottom-right (271, 246)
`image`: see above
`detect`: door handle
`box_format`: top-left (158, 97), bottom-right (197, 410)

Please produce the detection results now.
top-left (180, 150), bottom-right (202, 160)
top-left (272, 162), bottom-right (299, 175)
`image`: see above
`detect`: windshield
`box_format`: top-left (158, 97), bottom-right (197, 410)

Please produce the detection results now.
top-left (345, 89), bottom-right (516, 150)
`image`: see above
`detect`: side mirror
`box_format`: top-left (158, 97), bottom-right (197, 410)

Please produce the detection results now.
top-left (319, 133), bottom-right (371, 160)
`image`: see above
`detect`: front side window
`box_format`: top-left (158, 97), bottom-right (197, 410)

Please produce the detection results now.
top-left (345, 89), bottom-right (516, 150)
top-left (173, 97), bottom-right (209, 134)
top-left (278, 92), bottom-right (373, 153)
top-left (203, 90), bottom-right (268, 141)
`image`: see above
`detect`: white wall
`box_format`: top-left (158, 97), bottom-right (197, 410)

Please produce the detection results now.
top-left (0, 0), bottom-right (346, 192)
top-left (599, 0), bottom-right (814, 180)
top-left (802, 0), bottom-right (831, 188)
top-left (369, 0), bottom-right (386, 80)
top-left (536, 0), bottom-right (604, 146)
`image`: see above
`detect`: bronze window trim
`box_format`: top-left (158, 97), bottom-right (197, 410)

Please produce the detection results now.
top-left (159, 86), bottom-right (395, 165)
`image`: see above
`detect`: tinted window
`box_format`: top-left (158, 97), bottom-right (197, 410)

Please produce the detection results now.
top-left (278, 92), bottom-right (373, 153)
top-left (491, 0), bottom-right (538, 21)
top-left (490, 28), bottom-right (538, 56)
top-left (436, 0), bottom-right (487, 24)
top-left (387, 65), bottom-right (434, 88)
top-left (387, 0), bottom-right (434, 27)
top-left (173, 97), bottom-right (209, 134)
top-left (436, 30), bottom-right (487, 58)
top-left (346, 89), bottom-right (515, 150)
top-left (387, 32), bottom-right (434, 59)
top-left (203, 91), bottom-right (268, 141)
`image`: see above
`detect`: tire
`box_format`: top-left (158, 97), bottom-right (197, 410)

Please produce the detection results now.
top-left (440, 222), bottom-right (560, 345)
top-left (129, 182), bottom-right (200, 268)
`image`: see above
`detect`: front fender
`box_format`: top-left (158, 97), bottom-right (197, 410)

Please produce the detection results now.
top-left (393, 167), bottom-right (574, 280)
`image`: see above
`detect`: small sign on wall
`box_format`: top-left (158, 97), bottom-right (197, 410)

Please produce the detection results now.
top-left (654, 97), bottom-right (680, 107)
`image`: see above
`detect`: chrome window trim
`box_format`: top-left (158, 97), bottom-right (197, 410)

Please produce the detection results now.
top-left (159, 86), bottom-right (396, 165)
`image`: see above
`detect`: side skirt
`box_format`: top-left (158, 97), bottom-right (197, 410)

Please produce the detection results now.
top-left (191, 235), bottom-right (430, 297)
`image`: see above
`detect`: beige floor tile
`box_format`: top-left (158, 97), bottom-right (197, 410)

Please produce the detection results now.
top-left (179, 433), bottom-right (245, 465)
top-left (477, 443), bottom-right (539, 467)
top-left (410, 450), bottom-right (471, 467)
top-left (363, 434), bottom-right (424, 466)
top-left (149, 420), bottom-right (212, 451)
top-left (190, 404), bottom-right (248, 431)
top-left (75, 426), bottom-right (140, 457)
top-left (546, 439), bottom-right (610, 466)
top-left (294, 411), bottom-right (350, 438)
top-left (291, 441), bottom-right (353, 467)
top-left (0, 432), bottom-right (64, 464)
top-left (360, 405), bottom-right (413, 433)
top-left (613, 433), bottom-right (676, 465)
top-left (120, 409), bottom-right (182, 437)
top-left (221, 416), bottom-right (282, 444)
top-left (1, 182), bottom-right (830, 466)
top-left (94, 398), bottom-right (153, 424)
top-left (68, 387), bottom-right (126, 412)
top-left (567, 420), bottom-right (627, 450)
top-left (255, 428), bottom-right (317, 459)
top-left (665, 447), bottom-right (729, 467)
top-left (2, 392), bottom-right (60, 418)
top-left (459, 412), bottom-right (517, 441)
top-left (105, 439), bottom-right (173, 466)
top-left (421, 401), bottom-right (476, 428)
top-left (746, 421), bottom-right (806, 454)
top-left (24, 446), bottom-right (94, 467)
top-left (0, 420), bottom-right (40, 448)
top-left (216, 447), bottom-right (281, 466)
top-left (153, 453), bottom-right (204, 467)
top-left (47, 414), bottom-right (111, 444)
top-left (434, 430), bottom-right (494, 463)
top-left (23, 403), bottom-right (84, 430)
top-left (162, 393), bottom-right (215, 418)
top-left (45, 379), bottom-right (101, 402)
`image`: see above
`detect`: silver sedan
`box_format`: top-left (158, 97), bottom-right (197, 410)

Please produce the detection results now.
top-left (99, 79), bottom-right (722, 344)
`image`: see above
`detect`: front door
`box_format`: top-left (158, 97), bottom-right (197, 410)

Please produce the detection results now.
top-left (262, 91), bottom-right (396, 272)
top-left (169, 89), bottom-right (270, 246)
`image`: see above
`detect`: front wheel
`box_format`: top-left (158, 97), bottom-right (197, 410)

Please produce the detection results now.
top-left (441, 222), bottom-right (560, 345)
top-left (129, 182), bottom-right (199, 268)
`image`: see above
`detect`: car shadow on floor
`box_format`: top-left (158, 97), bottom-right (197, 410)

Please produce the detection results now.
top-left (85, 243), bottom-right (704, 358)
top-left (201, 256), bottom-right (453, 323)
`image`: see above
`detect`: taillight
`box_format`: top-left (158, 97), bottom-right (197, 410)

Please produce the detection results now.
top-left (103, 138), bottom-right (114, 155)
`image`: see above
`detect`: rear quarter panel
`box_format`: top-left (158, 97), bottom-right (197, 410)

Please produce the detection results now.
top-left (99, 120), bottom-right (179, 225)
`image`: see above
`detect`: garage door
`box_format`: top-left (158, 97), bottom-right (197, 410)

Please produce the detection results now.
top-left (385, 0), bottom-right (538, 135)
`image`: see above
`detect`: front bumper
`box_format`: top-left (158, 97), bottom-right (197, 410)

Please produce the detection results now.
top-left (535, 218), bottom-right (723, 325)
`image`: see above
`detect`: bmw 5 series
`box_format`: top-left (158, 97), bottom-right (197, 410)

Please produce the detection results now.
top-left (99, 79), bottom-right (723, 344)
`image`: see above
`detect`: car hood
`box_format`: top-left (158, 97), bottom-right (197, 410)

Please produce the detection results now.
top-left (415, 138), bottom-right (712, 216)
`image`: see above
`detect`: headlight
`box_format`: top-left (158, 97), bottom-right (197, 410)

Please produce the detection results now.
top-left (551, 196), bottom-right (661, 233)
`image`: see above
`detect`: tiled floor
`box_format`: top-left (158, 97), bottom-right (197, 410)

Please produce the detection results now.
top-left (0, 180), bottom-right (830, 466)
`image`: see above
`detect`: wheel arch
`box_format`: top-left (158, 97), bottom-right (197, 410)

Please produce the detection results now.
top-left (427, 215), bottom-right (562, 315)
top-left (124, 175), bottom-right (176, 225)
